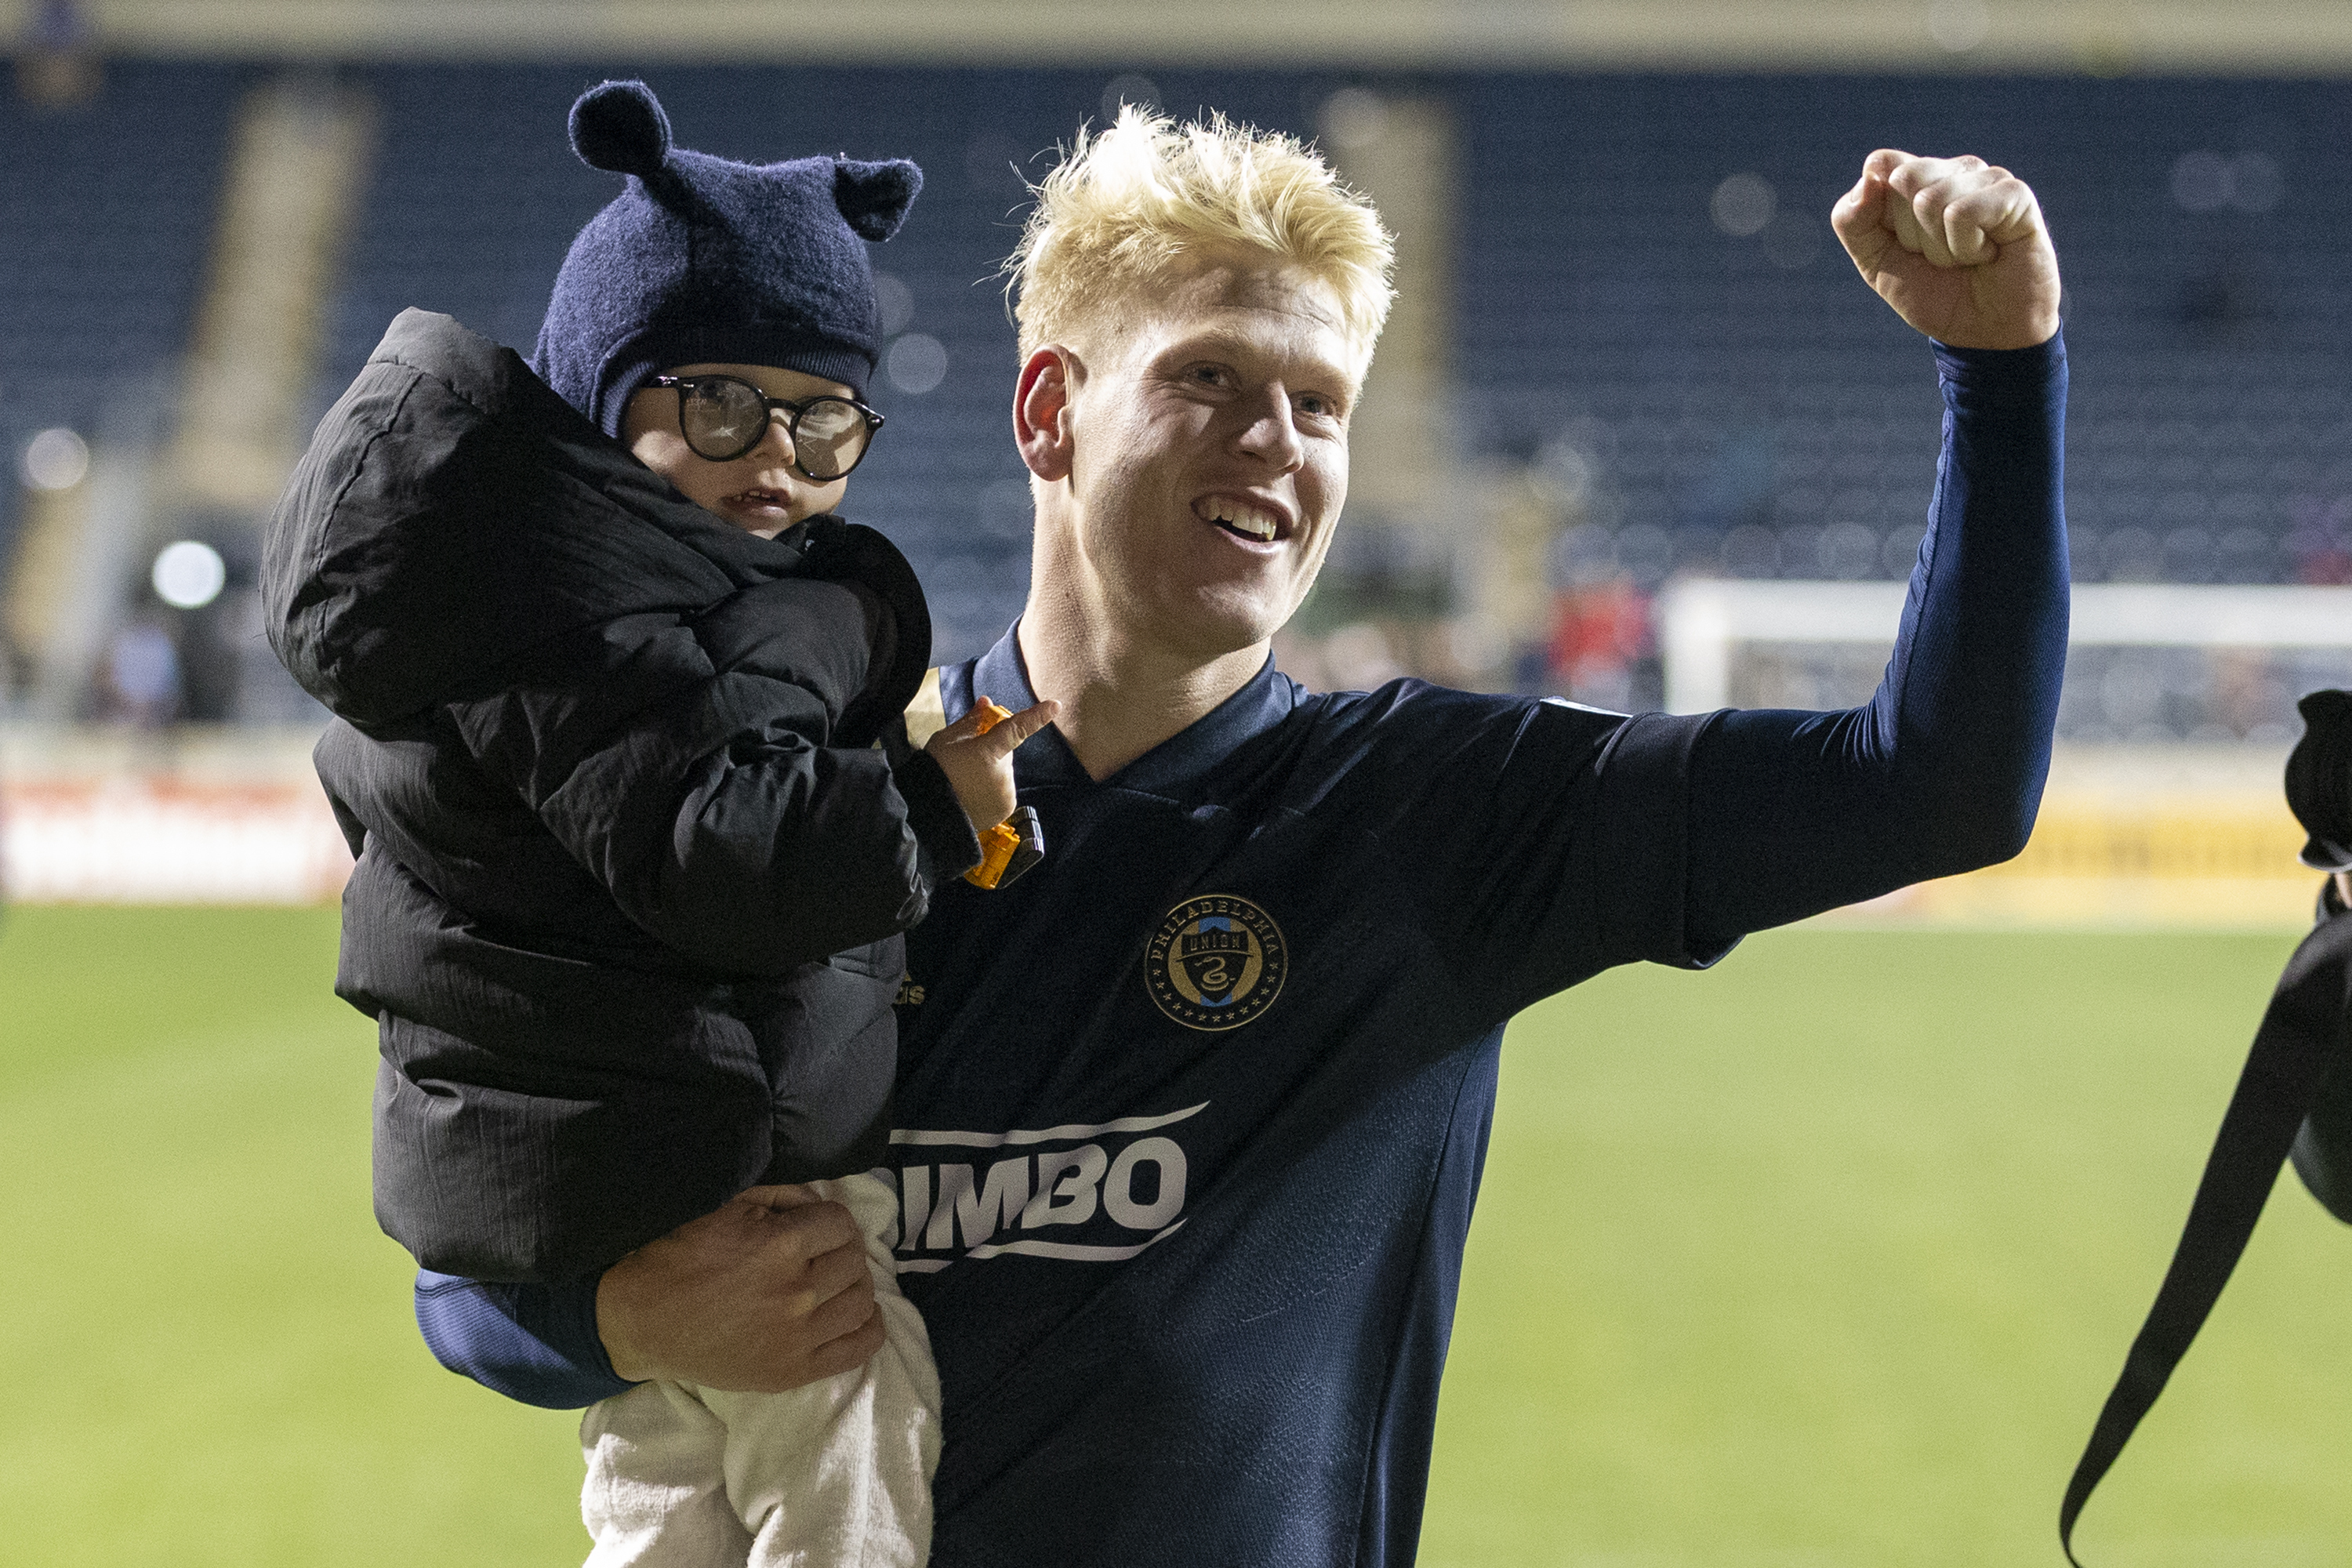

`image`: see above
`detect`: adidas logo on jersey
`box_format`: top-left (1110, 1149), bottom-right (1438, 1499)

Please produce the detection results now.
top-left (885, 1102), bottom-right (1203, 1272)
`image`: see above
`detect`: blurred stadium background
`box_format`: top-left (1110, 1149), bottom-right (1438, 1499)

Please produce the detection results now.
top-left (5, 2), bottom-right (2352, 1564)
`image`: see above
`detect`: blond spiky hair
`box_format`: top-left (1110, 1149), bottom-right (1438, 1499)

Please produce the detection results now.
top-left (1007, 105), bottom-right (1395, 365)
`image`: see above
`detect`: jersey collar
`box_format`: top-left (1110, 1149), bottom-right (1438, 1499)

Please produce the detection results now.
top-left (955, 622), bottom-right (1302, 797)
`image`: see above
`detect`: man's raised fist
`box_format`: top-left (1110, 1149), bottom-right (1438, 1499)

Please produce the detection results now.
top-left (1831, 149), bottom-right (2061, 351)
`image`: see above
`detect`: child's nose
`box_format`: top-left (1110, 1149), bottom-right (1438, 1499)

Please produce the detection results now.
top-left (750, 410), bottom-right (799, 470)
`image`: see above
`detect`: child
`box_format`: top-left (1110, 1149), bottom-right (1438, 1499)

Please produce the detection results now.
top-left (263, 80), bottom-right (1045, 1565)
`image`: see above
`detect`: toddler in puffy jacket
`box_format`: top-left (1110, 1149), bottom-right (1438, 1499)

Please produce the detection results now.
top-left (263, 80), bottom-right (1045, 1567)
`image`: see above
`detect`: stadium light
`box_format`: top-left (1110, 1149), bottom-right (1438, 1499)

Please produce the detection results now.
top-left (1100, 73), bottom-right (1160, 123)
top-left (152, 540), bottom-right (227, 610)
top-left (886, 333), bottom-right (948, 395)
top-left (1710, 174), bottom-right (1775, 237)
top-left (21, 426), bottom-right (89, 491)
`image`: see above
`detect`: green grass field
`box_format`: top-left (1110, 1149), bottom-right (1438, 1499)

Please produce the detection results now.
top-left (2, 909), bottom-right (2346, 1566)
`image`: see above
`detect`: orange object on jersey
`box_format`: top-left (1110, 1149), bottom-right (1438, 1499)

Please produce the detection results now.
top-left (961, 698), bottom-right (1045, 890)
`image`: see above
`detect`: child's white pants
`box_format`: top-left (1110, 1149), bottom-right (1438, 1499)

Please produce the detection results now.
top-left (579, 1173), bottom-right (939, 1568)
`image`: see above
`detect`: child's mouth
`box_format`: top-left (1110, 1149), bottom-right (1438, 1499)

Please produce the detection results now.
top-left (723, 488), bottom-right (794, 519)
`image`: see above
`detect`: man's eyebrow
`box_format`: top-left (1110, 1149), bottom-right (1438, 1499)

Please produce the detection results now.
top-left (1156, 331), bottom-right (1359, 397)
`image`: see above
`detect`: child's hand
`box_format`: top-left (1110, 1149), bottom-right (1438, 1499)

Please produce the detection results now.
top-left (925, 695), bottom-right (1058, 832)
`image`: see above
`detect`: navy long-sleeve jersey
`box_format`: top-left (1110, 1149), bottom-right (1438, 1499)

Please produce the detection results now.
top-left (413, 337), bottom-right (2067, 1566)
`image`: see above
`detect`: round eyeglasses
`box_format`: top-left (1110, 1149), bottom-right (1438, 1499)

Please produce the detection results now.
top-left (648, 374), bottom-right (885, 481)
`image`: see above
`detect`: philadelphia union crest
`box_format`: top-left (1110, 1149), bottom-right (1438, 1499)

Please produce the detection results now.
top-left (1145, 894), bottom-right (1287, 1032)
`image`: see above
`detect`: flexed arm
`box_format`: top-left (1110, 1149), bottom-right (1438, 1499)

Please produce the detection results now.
top-left (1382, 152), bottom-right (2068, 1009)
top-left (1682, 151), bottom-right (2068, 951)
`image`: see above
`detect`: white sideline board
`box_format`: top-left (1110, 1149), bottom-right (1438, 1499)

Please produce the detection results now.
top-left (1656, 581), bottom-right (2352, 713)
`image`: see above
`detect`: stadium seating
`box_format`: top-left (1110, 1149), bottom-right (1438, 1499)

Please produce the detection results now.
top-left (13, 64), bottom-right (2352, 702)
top-left (0, 60), bottom-right (246, 566)
top-left (1459, 73), bottom-right (2352, 607)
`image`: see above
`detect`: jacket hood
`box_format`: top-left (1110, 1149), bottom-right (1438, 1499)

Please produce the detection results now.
top-left (263, 309), bottom-right (924, 731)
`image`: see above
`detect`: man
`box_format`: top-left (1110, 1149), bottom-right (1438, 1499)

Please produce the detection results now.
top-left (422, 111), bottom-right (2067, 1565)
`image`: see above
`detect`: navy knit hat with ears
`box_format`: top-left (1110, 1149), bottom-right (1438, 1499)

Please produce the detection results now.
top-left (532, 79), bottom-right (923, 437)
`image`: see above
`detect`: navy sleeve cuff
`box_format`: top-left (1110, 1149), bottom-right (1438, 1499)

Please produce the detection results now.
top-left (1931, 328), bottom-right (2065, 400)
top-left (414, 1269), bottom-right (634, 1410)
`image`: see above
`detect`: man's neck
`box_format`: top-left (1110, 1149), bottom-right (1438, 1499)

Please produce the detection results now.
top-left (1014, 605), bottom-right (1268, 782)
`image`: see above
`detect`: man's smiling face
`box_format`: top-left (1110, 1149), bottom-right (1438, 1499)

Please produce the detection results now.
top-left (1036, 256), bottom-right (1367, 663)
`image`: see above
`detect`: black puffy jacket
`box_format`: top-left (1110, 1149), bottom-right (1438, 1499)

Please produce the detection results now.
top-left (263, 310), bottom-right (979, 1282)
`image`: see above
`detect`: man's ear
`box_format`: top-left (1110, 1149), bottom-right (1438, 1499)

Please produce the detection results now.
top-left (1014, 347), bottom-right (1077, 484)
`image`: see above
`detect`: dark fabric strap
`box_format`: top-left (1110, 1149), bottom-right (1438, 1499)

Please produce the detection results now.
top-left (2060, 907), bottom-right (2352, 1564)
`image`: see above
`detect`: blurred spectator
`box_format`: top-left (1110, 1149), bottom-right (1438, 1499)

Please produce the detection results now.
top-left (2287, 496), bottom-right (2352, 585)
top-left (16, 0), bottom-right (99, 110)
top-left (175, 592), bottom-right (251, 722)
top-left (0, 631), bottom-right (28, 709)
top-left (1548, 579), bottom-right (1650, 710)
top-left (1321, 622), bottom-right (1407, 691)
top-left (98, 621), bottom-right (180, 727)
top-left (1272, 621), bottom-right (1404, 694)
top-left (2176, 255), bottom-right (2265, 342)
